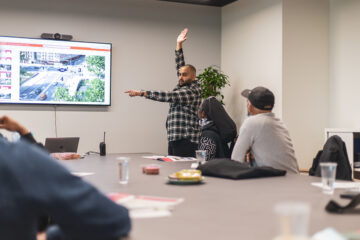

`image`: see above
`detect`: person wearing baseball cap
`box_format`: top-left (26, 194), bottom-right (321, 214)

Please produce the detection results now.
top-left (231, 86), bottom-right (299, 173)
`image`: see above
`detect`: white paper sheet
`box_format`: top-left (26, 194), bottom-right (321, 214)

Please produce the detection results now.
top-left (130, 209), bottom-right (172, 219)
top-left (71, 172), bottom-right (95, 177)
top-left (311, 182), bottom-right (360, 189)
top-left (311, 227), bottom-right (346, 240)
top-left (142, 155), bottom-right (197, 162)
top-left (191, 163), bottom-right (199, 169)
top-left (108, 192), bottom-right (183, 219)
top-left (142, 155), bottom-right (165, 159)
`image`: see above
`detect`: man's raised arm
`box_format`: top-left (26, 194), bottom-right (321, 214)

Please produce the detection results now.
top-left (176, 28), bottom-right (188, 51)
top-left (176, 28), bottom-right (188, 75)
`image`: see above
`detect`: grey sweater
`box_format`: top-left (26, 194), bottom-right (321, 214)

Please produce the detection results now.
top-left (231, 112), bottom-right (299, 174)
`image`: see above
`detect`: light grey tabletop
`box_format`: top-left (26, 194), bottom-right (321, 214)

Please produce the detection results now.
top-left (60, 153), bottom-right (359, 240)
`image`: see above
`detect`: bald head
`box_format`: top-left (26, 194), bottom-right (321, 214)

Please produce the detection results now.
top-left (184, 64), bottom-right (196, 75)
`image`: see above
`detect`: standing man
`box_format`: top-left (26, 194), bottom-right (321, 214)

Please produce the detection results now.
top-left (125, 28), bottom-right (201, 157)
top-left (231, 86), bottom-right (299, 173)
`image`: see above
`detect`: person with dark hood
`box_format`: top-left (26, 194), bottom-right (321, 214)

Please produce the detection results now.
top-left (198, 97), bottom-right (237, 160)
top-left (0, 115), bottom-right (132, 240)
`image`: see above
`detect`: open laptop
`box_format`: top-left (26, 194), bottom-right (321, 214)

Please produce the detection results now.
top-left (44, 137), bottom-right (80, 153)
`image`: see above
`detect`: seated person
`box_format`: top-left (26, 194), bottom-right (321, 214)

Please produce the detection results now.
top-left (231, 87), bottom-right (299, 173)
top-left (0, 115), bottom-right (42, 147)
top-left (0, 122), bottom-right (131, 240)
top-left (0, 115), bottom-right (53, 232)
top-left (0, 116), bottom-right (79, 160)
top-left (198, 97), bottom-right (237, 160)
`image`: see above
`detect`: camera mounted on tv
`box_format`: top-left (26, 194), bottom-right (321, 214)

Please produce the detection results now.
top-left (41, 33), bottom-right (73, 41)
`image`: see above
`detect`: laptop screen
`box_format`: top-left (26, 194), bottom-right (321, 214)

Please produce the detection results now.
top-left (44, 137), bottom-right (80, 153)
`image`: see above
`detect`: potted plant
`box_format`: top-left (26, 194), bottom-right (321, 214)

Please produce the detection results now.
top-left (197, 66), bottom-right (230, 104)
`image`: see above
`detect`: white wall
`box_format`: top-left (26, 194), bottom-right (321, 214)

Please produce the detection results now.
top-left (222, 0), bottom-right (283, 128)
top-left (329, 0), bottom-right (360, 129)
top-left (0, 0), bottom-right (343, 168)
top-left (0, 0), bottom-right (221, 154)
top-left (282, 0), bottom-right (329, 169)
top-left (222, 0), bottom-right (329, 169)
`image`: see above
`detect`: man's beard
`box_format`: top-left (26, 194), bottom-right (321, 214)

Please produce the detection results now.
top-left (179, 80), bottom-right (192, 86)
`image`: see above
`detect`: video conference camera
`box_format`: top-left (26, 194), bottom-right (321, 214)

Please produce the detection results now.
top-left (40, 33), bottom-right (73, 41)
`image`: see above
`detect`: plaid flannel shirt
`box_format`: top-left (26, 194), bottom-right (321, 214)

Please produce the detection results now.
top-left (145, 48), bottom-right (201, 143)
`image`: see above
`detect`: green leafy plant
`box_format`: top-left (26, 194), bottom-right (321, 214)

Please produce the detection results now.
top-left (197, 66), bottom-right (230, 104)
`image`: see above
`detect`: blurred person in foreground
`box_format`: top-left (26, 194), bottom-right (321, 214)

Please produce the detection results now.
top-left (0, 116), bottom-right (131, 240)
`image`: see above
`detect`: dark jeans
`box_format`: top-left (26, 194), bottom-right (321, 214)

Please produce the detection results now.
top-left (168, 139), bottom-right (197, 157)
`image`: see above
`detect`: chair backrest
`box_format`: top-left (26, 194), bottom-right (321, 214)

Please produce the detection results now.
top-left (309, 150), bottom-right (323, 176)
top-left (310, 135), bottom-right (352, 181)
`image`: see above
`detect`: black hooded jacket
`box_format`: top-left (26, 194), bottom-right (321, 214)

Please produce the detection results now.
top-left (201, 97), bottom-right (237, 143)
top-left (198, 97), bottom-right (237, 160)
top-left (198, 121), bottom-right (231, 160)
top-left (309, 135), bottom-right (352, 181)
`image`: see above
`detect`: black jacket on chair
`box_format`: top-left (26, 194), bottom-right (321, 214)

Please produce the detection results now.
top-left (309, 135), bottom-right (352, 181)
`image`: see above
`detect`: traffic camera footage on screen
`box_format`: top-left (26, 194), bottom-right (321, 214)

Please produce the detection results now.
top-left (0, 36), bottom-right (111, 105)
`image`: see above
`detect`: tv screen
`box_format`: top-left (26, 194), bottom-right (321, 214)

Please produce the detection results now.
top-left (0, 36), bottom-right (111, 105)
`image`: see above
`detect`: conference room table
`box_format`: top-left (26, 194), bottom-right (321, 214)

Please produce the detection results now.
top-left (61, 153), bottom-right (359, 240)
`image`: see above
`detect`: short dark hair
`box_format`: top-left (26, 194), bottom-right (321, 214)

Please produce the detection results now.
top-left (183, 64), bottom-right (196, 75)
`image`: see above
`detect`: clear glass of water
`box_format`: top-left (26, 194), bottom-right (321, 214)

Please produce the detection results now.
top-left (274, 202), bottom-right (311, 240)
top-left (320, 162), bottom-right (337, 195)
top-left (195, 150), bottom-right (207, 165)
top-left (117, 157), bottom-right (130, 184)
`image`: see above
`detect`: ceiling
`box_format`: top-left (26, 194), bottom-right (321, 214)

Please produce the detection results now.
top-left (158, 0), bottom-right (237, 7)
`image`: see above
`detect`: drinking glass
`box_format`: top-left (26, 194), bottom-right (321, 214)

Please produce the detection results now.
top-left (320, 162), bottom-right (337, 195)
top-left (117, 157), bottom-right (130, 184)
top-left (274, 202), bottom-right (311, 240)
top-left (195, 150), bottom-right (206, 165)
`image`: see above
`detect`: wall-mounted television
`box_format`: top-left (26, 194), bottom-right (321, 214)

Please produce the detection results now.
top-left (0, 36), bottom-right (111, 106)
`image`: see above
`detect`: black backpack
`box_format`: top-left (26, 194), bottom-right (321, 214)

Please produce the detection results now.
top-left (309, 135), bottom-right (352, 181)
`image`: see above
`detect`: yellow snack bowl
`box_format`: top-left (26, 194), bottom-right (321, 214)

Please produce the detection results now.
top-left (175, 169), bottom-right (202, 180)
